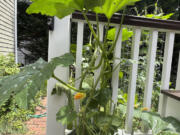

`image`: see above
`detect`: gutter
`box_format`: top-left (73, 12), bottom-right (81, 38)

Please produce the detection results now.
top-left (14, 0), bottom-right (18, 63)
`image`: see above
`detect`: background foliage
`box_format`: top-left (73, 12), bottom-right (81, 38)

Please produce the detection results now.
top-left (0, 54), bottom-right (46, 135)
top-left (13, 0), bottom-right (180, 134)
top-left (18, 0), bottom-right (48, 64)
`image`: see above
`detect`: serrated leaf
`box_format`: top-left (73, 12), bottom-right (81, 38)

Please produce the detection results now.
top-left (27, 0), bottom-right (139, 19)
top-left (141, 112), bottom-right (178, 135)
top-left (85, 0), bottom-right (105, 9)
top-left (0, 53), bottom-right (74, 108)
top-left (107, 28), bottom-right (133, 42)
top-left (26, 0), bottom-right (79, 19)
top-left (94, 0), bottom-right (140, 19)
top-left (15, 89), bottom-right (28, 109)
top-left (56, 106), bottom-right (77, 125)
top-left (118, 104), bottom-right (180, 135)
top-left (96, 88), bottom-right (112, 106)
top-left (27, 0), bottom-right (104, 19)
top-left (145, 13), bottom-right (174, 20)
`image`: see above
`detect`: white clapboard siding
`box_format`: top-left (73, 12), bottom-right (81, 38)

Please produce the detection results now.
top-left (47, 16), bottom-right (71, 135)
top-left (158, 32), bottom-right (175, 117)
top-left (0, 20), bottom-right (14, 30)
top-left (0, 43), bottom-right (14, 49)
top-left (1, 0), bottom-right (14, 12)
top-left (75, 21), bottom-right (84, 112)
top-left (0, 10), bottom-right (14, 22)
top-left (0, 33), bottom-right (14, 40)
top-left (0, 47), bottom-right (14, 52)
top-left (125, 28), bottom-right (141, 134)
top-left (94, 24), bottom-right (104, 89)
top-left (111, 26), bottom-right (122, 107)
top-left (176, 52), bottom-right (180, 90)
top-left (0, 0), bottom-right (15, 55)
top-left (143, 30), bottom-right (158, 109)
top-left (0, 37), bottom-right (14, 45)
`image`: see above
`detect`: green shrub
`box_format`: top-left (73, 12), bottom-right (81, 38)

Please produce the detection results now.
top-left (0, 54), bottom-right (46, 135)
top-left (0, 54), bottom-right (19, 76)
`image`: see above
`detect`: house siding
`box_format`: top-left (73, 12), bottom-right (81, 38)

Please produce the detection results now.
top-left (0, 0), bottom-right (15, 55)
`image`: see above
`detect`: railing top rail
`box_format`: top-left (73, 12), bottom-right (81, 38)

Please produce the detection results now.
top-left (72, 11), bottom-right (180, 31)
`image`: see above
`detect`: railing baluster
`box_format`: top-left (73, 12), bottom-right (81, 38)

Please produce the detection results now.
top-left (111, 26), bottom-right (122, 108)
top-left (176, 52), bottom-right (180, 90)
top-left (94, 24), bottom-right (104, 89)
top-left (47, 16), bottom-right (71, 135)
top-left (125, 28), bottom-right (141, 134)
top-left (143, 30), bottom-right (158, 109)
top-left (75, 22), bottom-right (84, 89)
top-left (74, 22), bottom-right (84, 112)
top-left (158, 32), bottom-right (175, 116)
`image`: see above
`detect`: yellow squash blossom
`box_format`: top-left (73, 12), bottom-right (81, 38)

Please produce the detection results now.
top-left (141, 107), bottom-right (149, 112)
top-left (74, 93), bottom-right (86, 100)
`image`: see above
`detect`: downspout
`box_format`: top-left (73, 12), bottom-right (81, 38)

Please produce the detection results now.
top-left (14, 0), bottom-right (18, 63)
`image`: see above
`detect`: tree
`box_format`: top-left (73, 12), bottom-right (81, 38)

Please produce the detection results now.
top-left (18, 0), bottom-right (48, 64)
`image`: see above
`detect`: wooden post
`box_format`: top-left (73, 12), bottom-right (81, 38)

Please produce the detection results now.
top-left (125, 28), bottom-right (141, 134)
top-left (75, 21), bottom-right (84, 89)
top-left (176, 52), bottom-right (180, 90)
top-left (111, 26), bottom-right (122, 107)
top-left (94, 24), bottom-right (104, 89)
top-left (158, 32), bottom-right (175, 117)
top-left (143, 30), bottom-right (158, 109)
top-left (47, 16), bottom-right (71, 135)
top-left (74, 21), bottom-right (84, 112)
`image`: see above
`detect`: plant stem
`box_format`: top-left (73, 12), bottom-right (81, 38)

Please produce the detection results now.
top-left (52, 74), bottom-right (86, 93)
top-left (79, 47), bottom-right (98, 89)
top-left (96, 13), bottom-right (100, 39)
top-left (94, 59), bottom-right (105, 89)
top-left (82, 11), bottom-right (106, 57)
top-left (82, 11), bottom-right (98, 41)
top-left (104, 19), bottom-right (111, 44)
top-left (108, 9), bottom-right (126, 54)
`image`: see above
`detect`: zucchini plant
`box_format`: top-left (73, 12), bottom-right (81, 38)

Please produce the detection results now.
top-left (0, 0), bottom-right (141, 135)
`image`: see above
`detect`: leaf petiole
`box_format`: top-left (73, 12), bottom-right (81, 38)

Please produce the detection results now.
top-left (52, 74), bottom-right (86, 93)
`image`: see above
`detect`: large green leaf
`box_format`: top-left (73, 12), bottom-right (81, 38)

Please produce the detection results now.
top-left (56, 106), bottom-right (77, 125)
top-left (145, 13), bottom-right (174, 20)
top-left (118, 104), bottom-right (180, 135)
top-left (27, 0), bottom-right (139, 19)
top-left (88, 88), bottom-right (111, 109)
top-left (107, 28), bottom-right (133, 42)
top-left (94, 0), bottom-right (140, 19)
top-left (26, 0), bottom-right (75, 19)
top-left (15, 89), bottom-right (28, 109)
top-left (141, 112), bottom-right (178, 135)
top-left (84, 0), bottom-right (105, 10)
top-left (26, 0), bottom-right (104, 18)
top-left (0, 53), bottom-right (74, 109)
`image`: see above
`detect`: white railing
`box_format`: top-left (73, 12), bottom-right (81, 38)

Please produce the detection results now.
top-left (47, 13), bottom-right (180, 135)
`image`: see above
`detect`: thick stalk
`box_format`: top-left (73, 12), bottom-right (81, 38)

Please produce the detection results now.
top-left (83, 11), bottom-right (106, 57)
top-left (96, 13), bottom-right (100, 39)
top-left (104, 19), bottom-right (111, 44)
top-left (52, 74), bottom-right (86, 93)
top-left (82, 11), bottom-right (98, 41)
top-left (108, 9), bottom-right (126, 54)
top-left (94, 60), bottom-right (105, 89)
top-left (79, 47), bottom-right (98, 89)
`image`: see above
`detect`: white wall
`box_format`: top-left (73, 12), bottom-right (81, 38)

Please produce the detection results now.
top-left (0, 0), bottom-right (15, 55)
top-left (165, 97), bottom-right (180, 121)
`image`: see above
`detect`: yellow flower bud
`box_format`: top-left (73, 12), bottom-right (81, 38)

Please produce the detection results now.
top-left (141, 107), bottom-right (149, 112)
top-left (74, 93), bottom-right (86, 100)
